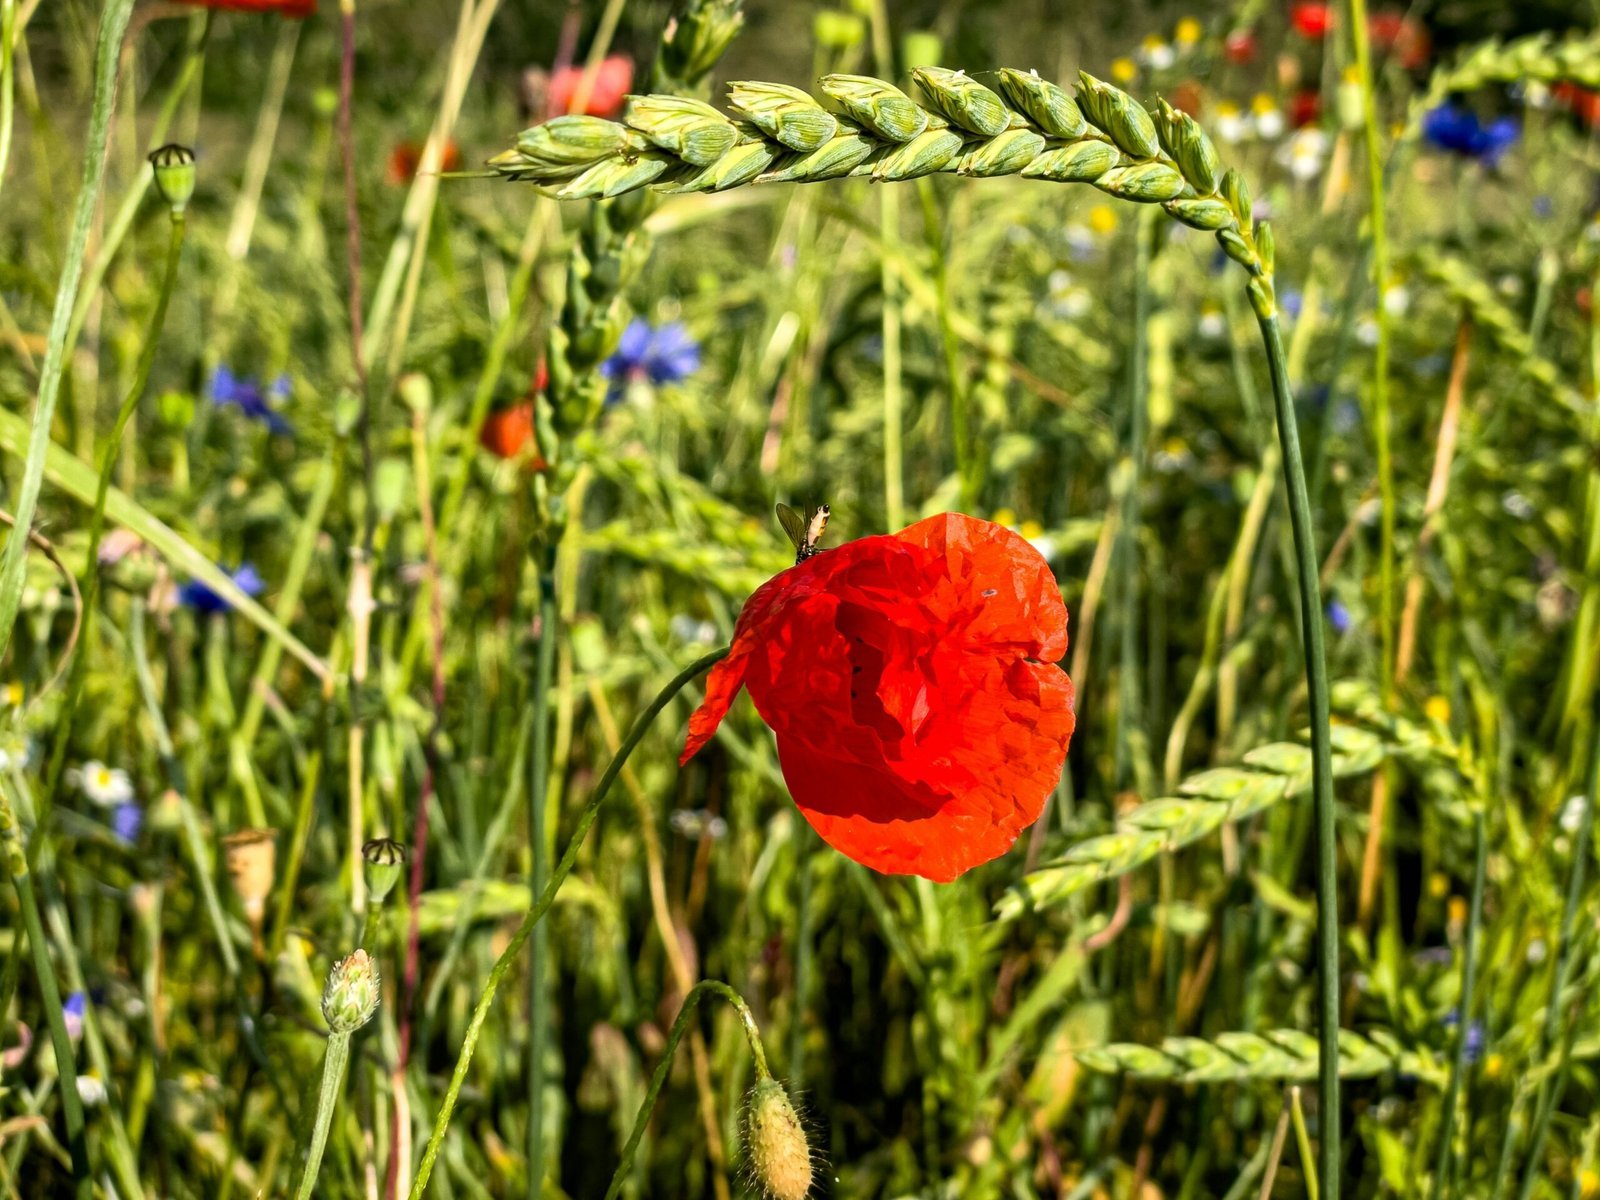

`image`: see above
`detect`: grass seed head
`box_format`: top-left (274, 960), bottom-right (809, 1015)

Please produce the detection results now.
top-left (744, 1077), bottom-right (813, 1200)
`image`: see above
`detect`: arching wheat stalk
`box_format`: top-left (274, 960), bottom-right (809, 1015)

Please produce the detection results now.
top-left (492, 63), bottom-right (1342, 1195)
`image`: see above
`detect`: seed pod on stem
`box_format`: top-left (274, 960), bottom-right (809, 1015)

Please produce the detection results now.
top-left (744, 1076), bottom-right (813, 1200)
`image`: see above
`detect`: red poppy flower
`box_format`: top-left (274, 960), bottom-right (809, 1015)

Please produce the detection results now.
top-left (1291, 88), bottom-right (1321, 128)
top-left (1367, 12), bottom-right (1430, 69)
top-left (480, 363), bottom-right (549, 464)
top-left (1555, 82), bottom-right (1600, 129)
top-left (174, 0), bottom-right (316, 15)
top-left (386, 139), bottom-right (462, 186)
top-left (1224, 29), bottom-right (1258, 64)
top-left (680, 512), bottom-right (1077, 882)
top-left (547, 55), bottom-right (634, 118)
top-left (1169, 81), bottom-right (1204, 117)
top-left (1290, 3), bottom-right (1334, 38)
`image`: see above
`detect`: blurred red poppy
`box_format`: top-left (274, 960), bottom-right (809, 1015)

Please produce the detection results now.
top-left (480, 362), bottom-right (549, 465)
top-left (174, 0), bottom-right (316, 15)
top-left (1290, 3), bottom-right (1334, 38)
top-left (680, 512), bottom-right (1077, 881)
top-left (548, 55), bottom-right (634, 118)
top-left (1367, 12), bottom-right (1430, 69)
top-left (1555, 82), bottom-right (1600, 128)
top-left (1291, 88), bottom-right (1321, 128)
top-left (386, 139), bottom-right (462, 185)
top-left (1224, 29), bottom-right (1258, 64)
top-left (1169, 81), bottom-right (1204, 117)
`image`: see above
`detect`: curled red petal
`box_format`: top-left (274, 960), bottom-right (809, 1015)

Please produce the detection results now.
top-left (680, 512), bottom-right (1076, 879)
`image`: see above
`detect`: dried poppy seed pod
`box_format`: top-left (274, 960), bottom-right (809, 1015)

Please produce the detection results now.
top-left (321, 949), bottom-right (380, 1034)
top-left (222, 828), bottom-right (277, 948)
top-left (995, 68), bottom-right (1086, 139)
top-left (623, 94), bottom-right (739, 167)
top-left (726, 81), bottom-right (837, 153)
top-left (148, 144), bottom-right (196, 215)
top-left (1077, 72), bottom-right (1160, 159)
top-left (911, 66), bottom-right (1010, 136)
top-left (361, 837), bottom-right (406, 905)
top-left (818, 74), bottom-right (927, 142)
top-left (744, 1077), bottom-right (812, 1200)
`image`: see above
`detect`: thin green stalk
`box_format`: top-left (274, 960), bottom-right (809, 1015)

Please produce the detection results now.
top-left (1427, 807), bottom-right (1486, 1199)
top-left (1291, 1087), bottom-right (1320, 1200)
top-left (0, 0), bottom-right (135, 664)
top-left (1513, 723), bottom-right (1600, 1198)
top-left (1255, 306), bottom-right (1341, 1198)
top-left (408, 647), bottom-right (730, 1200)
top-left (526, 568), bottom-right (557, 1200)
top-left (43, 210), bottom-right (186, 819)
top-left (0, 788), bottom-right (90, 1198)
top-left (294, 1031), bottom-right (353, 1200)
top-left (0, 0), bottom-right (17, 201)
top-left (602, 979), bottom-right (769, 1200)
top-left (1347, 0), bottom-right (1396, 699)
top-left (1114, 209), bottom-right (1153, 791)
top-left (62, 12), bottom-right (211, 377)
top-left (880, 185), bottom-right (904, 530)
top-left (916, 180), bottom-right (974, 508)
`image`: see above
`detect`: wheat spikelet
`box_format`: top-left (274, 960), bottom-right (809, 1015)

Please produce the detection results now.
top-left (493, 66), bottom-right (1279, 306)
top-left (1076, 1027), bottom-right (1447, 1085)
top-left (994, 698), bottom-right (1462, 922)
top-left (1411, 247), bottom-right (1590, 422)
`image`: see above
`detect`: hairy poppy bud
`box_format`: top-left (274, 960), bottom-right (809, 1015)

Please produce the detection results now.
top-left (744, 1077), bottom-right (812, 1200)
top-left (361, 837), bottom-right (407, 905)
top-left (148, 144), bottom-right (196, 215)
top-left (322, 949), bottom-right (380, 1034)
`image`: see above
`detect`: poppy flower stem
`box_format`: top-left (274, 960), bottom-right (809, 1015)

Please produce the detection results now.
top-left (1255, 307), bottom-right (1340, 1198)
top-left (603, 979), bottom-right (769, 1200)
top-left (44, 208), bottom-right (186, 828)
top-left (526, 568), bottom-right (557, 1200)
top-left (409, 646), bottom-right (730, 1200)
top-left (0, 0), bottom-right (134, 677)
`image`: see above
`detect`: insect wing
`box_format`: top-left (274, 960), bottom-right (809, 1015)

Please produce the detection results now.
top-left (775, 503), bottom-right (808, 553)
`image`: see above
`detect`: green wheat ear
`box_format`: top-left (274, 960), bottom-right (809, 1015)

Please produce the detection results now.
top-left (994, 681), bottom-right (1462, 922)
top-left (493, 65), bottom-right (1278, 301)
top-left (1077, 1026), bottom-right (1447, 1086)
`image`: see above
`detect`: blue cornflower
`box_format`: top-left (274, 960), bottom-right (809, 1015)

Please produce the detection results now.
top-left (1422, 103), bottom-right (1519, 166)
top-left (1281, 289), bottom-right (1305, 319)
top-left (1327, 599), bottom-right (1353, 635)
top-left (1443, 1011), bottom-right (1486, 1064)
top-left (178, 563), bottom-right (265, 615)
top-left (209, 366), bottom-right (292, 434)
top-left (1534, 194), bottom-right (1554, 219)
top-left (600, 320), bottom-right (700, 401)
top-left (63, 992), bottom-right (86, 1040)
top-left (111, 803), bottom-right (142, 845)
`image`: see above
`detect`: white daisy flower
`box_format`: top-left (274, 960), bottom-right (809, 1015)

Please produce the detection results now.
top-left (1560, 795), bottom-right (1588, 834)
top-left (79, 761), bottom-right (134, 808)
top-left (1198, 306), bottom-right (1227, 340)
top-left (76, 1075), bottom-right (107, 1106)
top-left (1277, 128), bottom-right (1329, 182)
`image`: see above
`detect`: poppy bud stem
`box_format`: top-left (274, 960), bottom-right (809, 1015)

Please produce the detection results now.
top-left (602, 980), bottom-right (772, 1200)
top-left (409, 646), bottom-right (730, 1200)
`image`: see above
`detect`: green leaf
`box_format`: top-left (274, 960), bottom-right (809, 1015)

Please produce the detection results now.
top-left (0, 406), bottom-right (329, 682)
